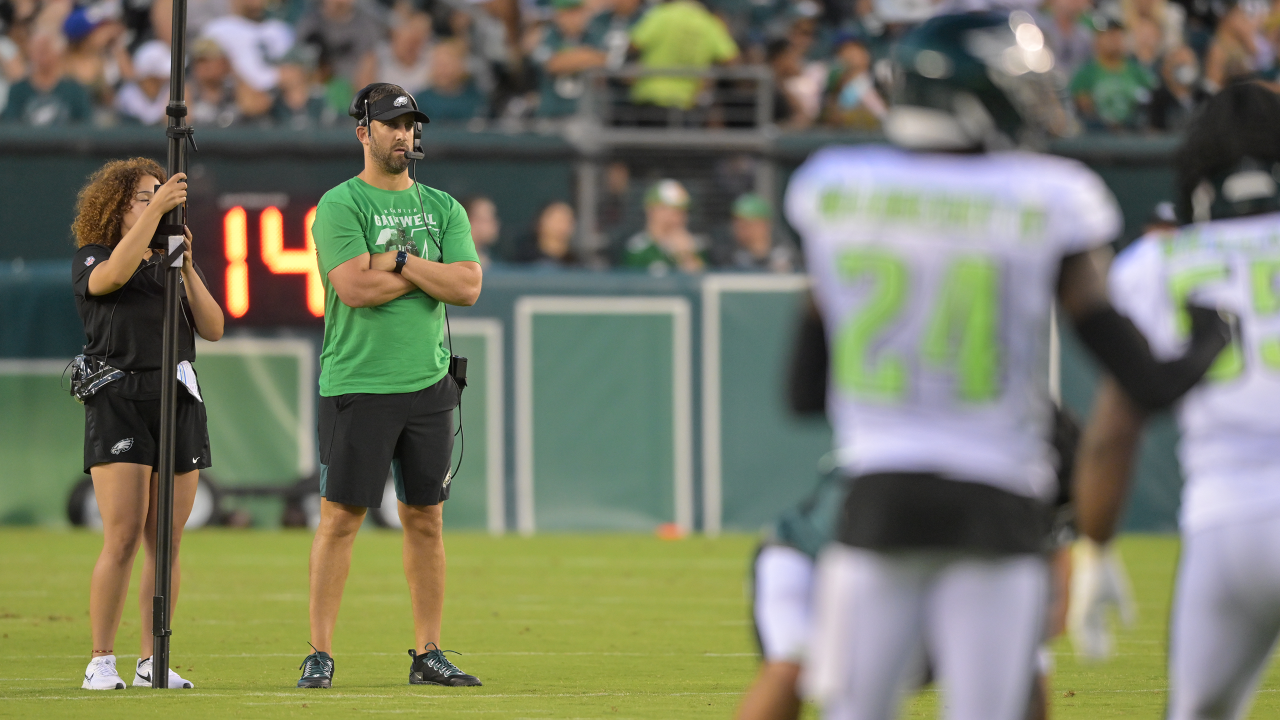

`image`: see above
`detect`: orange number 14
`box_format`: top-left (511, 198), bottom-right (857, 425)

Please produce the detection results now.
top-left (223, 206), bottom-right (323, 319)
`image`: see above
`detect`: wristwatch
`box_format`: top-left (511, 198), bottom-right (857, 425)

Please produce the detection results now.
top-left (393, 250), bottom-right (408, 274)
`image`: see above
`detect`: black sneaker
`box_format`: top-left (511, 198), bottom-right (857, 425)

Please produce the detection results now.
top-left (408, 643), bottom-right (482, 686)
top-left (297, 647), bottom-right (334, 689)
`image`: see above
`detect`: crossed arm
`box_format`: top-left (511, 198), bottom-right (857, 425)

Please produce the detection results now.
top-left (326, 251), bottom-right (482, 309)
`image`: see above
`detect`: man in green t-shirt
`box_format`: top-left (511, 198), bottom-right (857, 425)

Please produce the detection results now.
top-left (629, 0), bottom-right (739, 110)
top-left (296, 82), bottom-right (483, 690)
top-left (1068, 17), bottom-right (1154, 131)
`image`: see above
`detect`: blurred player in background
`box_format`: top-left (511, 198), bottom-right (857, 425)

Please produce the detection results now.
top-left (783, 11), bottom-right (1231, 720)
top-left (1073, 82), bottom-right (1280, 720)
top-left (734, 408), bottom-right (1080, 720)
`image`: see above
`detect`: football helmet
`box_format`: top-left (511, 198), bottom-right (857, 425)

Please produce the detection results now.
top-left (884, 11), bottom-right (1078, 151)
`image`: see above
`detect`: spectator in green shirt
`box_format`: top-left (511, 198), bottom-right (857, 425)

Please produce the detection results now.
top-left (629, 0), bottom-right (739, 111)
top-left (2, 30), bottom-right (93, 125)
top-left (531, 0), bottom-right (607, 118)
top-left (622, 179), bottom-right (706, 273)
top-left (1069, 16), bottom-right (1155, 130)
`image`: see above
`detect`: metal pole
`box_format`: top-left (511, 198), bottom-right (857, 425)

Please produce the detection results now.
top-left (576, 159), bottom-right (600, 259)
top-left (152, 0), bottom-right (191, 688)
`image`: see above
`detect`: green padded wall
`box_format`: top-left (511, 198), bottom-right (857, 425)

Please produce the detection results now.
top-left (199, 350), bottom-right (307, 485)
top-left (714, 288), bottom-right (832, 531)
top-left (0, 342), bottom-right (312, 525)
top-left (443, 328), bottom-right (496, 531)
top-left (521, 306), bottom-right (685, 531)
top-left (0, 366), bottom-right (84, 524)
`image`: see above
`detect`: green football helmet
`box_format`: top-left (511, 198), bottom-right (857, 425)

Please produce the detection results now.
top-left (884, 11), bottom-right (1078, 151)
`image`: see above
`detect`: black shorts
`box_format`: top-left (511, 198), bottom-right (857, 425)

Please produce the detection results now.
top-left (837, 472), bottom-right (1052, 555)
top-left (318, 375), bottom-right (459, 508)
top-left (83, 385), bottom-right (211, 475)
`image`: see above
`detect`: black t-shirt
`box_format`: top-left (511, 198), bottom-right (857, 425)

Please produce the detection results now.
top-left (72, 243), bottom-right (205, 372)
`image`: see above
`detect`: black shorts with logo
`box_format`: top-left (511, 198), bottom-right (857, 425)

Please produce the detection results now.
top-left (318, 375), bottom-right (459, 508)
top-left (83, 380), bottom-right (212, 475)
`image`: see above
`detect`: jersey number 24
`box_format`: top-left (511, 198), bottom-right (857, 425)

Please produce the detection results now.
top-left (834, 248), bottom-right (1001, 403)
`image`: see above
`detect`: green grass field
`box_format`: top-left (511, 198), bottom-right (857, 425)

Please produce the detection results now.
top-left (1, 530), bottom-right (1278, 719)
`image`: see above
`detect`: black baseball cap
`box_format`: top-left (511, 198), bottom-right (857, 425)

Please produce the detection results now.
top-left (351, 83), bottom-right (431, 125)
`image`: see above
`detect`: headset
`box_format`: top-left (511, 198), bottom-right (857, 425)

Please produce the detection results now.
top-left (349, 84), bottom-right (468, 480)
top-left (349, 82), bottom-right (426, 160)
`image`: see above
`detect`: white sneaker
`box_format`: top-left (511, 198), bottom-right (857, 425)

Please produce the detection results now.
top-left (82, 655), bottom-right (126, 690)
top-left (133, 656), bottom-right (194, 689)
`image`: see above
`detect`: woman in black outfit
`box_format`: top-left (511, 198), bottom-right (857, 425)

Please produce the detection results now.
top-left (71, 158), bottom-right (224, 690)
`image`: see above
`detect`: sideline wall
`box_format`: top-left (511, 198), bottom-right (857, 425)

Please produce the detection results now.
top-left (0, 129), bottom-right (1184, 531)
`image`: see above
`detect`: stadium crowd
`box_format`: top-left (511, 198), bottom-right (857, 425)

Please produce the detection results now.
top-left (1, 0), bottom-right (1269, 270)
top-left (0, 0), bottom-right (1274, 132)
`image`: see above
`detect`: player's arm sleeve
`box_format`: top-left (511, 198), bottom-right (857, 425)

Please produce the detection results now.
top-left (1062, 243), bottom-right (1230, 412)
top-left (442, 197), bottom-right (480, 264)
top-left (313, 202), bottom-right (369, 276)
top-left (787, 294), bottom-right (828, 415)
top-left (1072, 302), bottom-right (1228, 412)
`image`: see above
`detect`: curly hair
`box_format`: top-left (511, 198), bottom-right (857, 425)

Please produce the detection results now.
top-left (72, 157), bottom-right (167, 249)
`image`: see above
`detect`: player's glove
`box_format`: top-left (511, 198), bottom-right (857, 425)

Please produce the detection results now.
top-left (1068, 538), bottom-right (1137, 661)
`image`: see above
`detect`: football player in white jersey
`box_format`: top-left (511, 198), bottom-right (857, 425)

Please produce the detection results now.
top-left (785, 11), bottom-right (1231, 720)
top-left (1074, 82), bottom-right (1280, 720)
top-left (735, 407), bottom-right (1080, 720)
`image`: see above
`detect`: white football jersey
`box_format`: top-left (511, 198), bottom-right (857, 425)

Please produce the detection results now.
top-left (787, 146), bottom-right (1121, 501)
top-left (1109, 213), bottom-right (1280, 532)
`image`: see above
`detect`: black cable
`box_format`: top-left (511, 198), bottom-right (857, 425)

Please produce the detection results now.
top-left (410, 157), bottom-right (465, 480)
